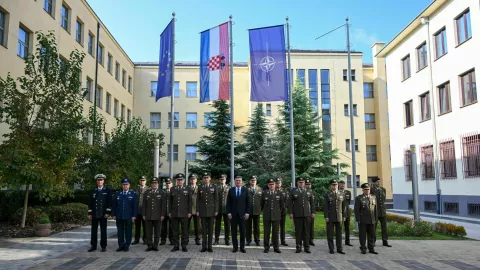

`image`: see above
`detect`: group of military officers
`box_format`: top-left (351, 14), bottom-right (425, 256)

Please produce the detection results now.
top-left (87, 172), bottom-right (391, 255)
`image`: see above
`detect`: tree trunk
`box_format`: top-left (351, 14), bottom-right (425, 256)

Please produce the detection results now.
top-left (21, 184), bottom-right (30, 228)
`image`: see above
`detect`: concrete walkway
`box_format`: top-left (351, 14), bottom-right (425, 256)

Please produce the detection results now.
top-left (389, 209), bottom-right (480, 240)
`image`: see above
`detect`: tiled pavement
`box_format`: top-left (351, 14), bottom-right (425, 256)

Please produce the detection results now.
top-left (1, 222), bottom-right (480, 270)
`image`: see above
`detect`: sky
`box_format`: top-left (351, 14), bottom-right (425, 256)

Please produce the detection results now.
top-left (87, 0), bottom-right (432, 64)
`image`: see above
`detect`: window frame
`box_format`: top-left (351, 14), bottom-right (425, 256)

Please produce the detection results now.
top-left (122, 69), bottom-right (126, 88)
top-left (44, 0), bottom-right (54, 17)
top-left (61, 3), bottom-right (69, 32)
top-left (365, 113), bottom-right (376, 130)
top-left (353, 104), bottom-right (358, 116)
top-left (186, 112), bottom-right (197, 129)
top-left (186, 145), bottom-right (197, 161)
top-left (438, 82), bottom-right (452, 115)
top-left (459, 69), bottom-right (477, 107)
top-left (343, 69), bottom-right (356, 81)
top-left (85, 77), bottom-right (93, 102)
top-left (401, 54), bottom-right (411, 81)
top-left (266, 104), bottom-right (272, 116)
top-left (107, 53), bottom-right (113, 74)
top-left (113, 99), bottom-right (119, 118)
top-left (105, 92), bottom-right (111, 114)
top-left (416, 42), bottom-right (428, 71)
top-left (455, 9), bottom-right (472, 46)
top-left (404, 100), bottom-right (414, 128)
top-left (421, 145), bottom-right (435, 180)
top-left (167, 144), bottom-right (179, 161)
top-left (186, 81), bottom-right (198, 97)
top-left (344, 104), bottom-right (349, 116)
top-left (363, 83), bottom-right (374, 98)
top-left (128, 76), bottom-right (132, 93)
top-left (150, 113), bottom-right (161, 129)
top-left (461, 133), bottom-right (480, 178)
top-left (75, 19), bottom-right (83, 45)
top-left (95, 85), bottom-right (103, 109)
top-left (127, 109), bottom-right (131, 123)
top-left (0, 9), bottom-right (6, 47)
top-left (97, 43), bottom-right (104, 66)
top-left (151, 81), bottom-right (157, 97)
top-left (168, 112), bottom-right (179, 129)
top-left (439, 139), bottom-right (457, 179)
top-left (434, 27), bottom-right (448, 59)
top-left (174, 81), bottom-right (180, 98)
top-left (419, 91), bottom-right (431, 122)
top-left (115, 62), bottom-right (120, 81)
top-left (366, 145), bottom-right (377, 162)
top-left (121, 104), bottom-right (125, 120)
top-left (17, 25), bottom-right (30, 59)
top-left (88, 32), bottom-right (95, 57)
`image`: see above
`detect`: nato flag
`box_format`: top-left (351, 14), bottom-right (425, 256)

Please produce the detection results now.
top-left (156, 20), bottom-right (173, 101)
top-left (249, 25), bottom-right (287, 102)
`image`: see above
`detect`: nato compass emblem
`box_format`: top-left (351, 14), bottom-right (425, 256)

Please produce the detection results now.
top-left (254, 43), bottom-right (283, 86)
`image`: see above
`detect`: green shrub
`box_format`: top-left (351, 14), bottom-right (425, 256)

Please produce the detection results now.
top-left (10, 207), bottom-right (45, 226)
top-left (411, 221), bottom-right (433, 237)
top-left (386, 213), bottom-right (412, 224)
top-left (434, 222), bottom-right (466, 237)
top-left (39, 215), bottom-right (51, 224)
top-left (42, 203), bottom-right (88, 224)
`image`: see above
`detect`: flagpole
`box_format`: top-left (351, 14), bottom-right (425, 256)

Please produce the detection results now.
top-left (286, 17), bottom-right (295, 189)
top-left (169, 12), bottom-right (176, 179)
top-left (229, 15), bottom-right (235, 187)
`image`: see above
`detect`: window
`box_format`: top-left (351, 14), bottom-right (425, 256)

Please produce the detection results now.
top-left (344, 105), bottom-right (349, 116)
top-left (461, 132), bottom-right (480, 178)
top-left (468, 204), bottom-right (480, 218)
top-left (0, 10), bottom-right (6, 46)
top-left (115, 62), bottom-right (120, 81)
top-left (419, 92), bottom-right (431, 121)
top-left (150, 113), bottom-right (161, 129)
top-left (174, 81), bottom-right (180, 97)
top-left (297, 69), bottom-right (305, 86)
top-left (353, 104), bottom-right (357, 116)
top-left (421, 145), bottom-right (435, 180)
top-left (113, 99), bottom-right (118, 118)
top-left (460, 70), bottom-right (477, 106)
top-left (186, 113), bottom-right (197, 129)
top-left (75, 20), bottom-right (83, 44)
top-left (121, 69), bottom-right (126, 88)
top-left (346, 139), bottom-right (351, 151)
top-left (121, 104), bottom-right (125, 120)
top-left (401, 55), bottom-right (411, 80)
top-left (105, 93), bottom-right (111, 114)
top-left (128, 76), bottom-right (132, 93)
top-left (107, 54), bottom-right (112, 74)
top-left (186, 82), bottom-right (197, 97)
top-left (343, 69), bottom-right (355, 81)
top-left (355, 139), bottom-right (359, 151)
top-left (404, 149), bottom-right (413, 181)
top-left (151, 81), bottom-right (157, 97)
top-left (127, 109), bottom-right (131, 123)
top-left (168, 112), bottom-right (179, 129)
top-left (88, 33), bottom-right (94, 57)
top-left (18, 26), bottom-right (30, 59)
top-left (438, 82), bottom-right (451, 114)
top-left (204, 113), bottom-right (214, 127)
top-left (266, 104), bottom-right (272, 116)
top-left (308, 69), bottom-right (318, 115)
top-left (44, 0), bottom-right (53, 16)
top-left (346, 175), bottom-right (360, 188)
top-left (366, 145), bottom-right (377, 161)
top-left (416, 42), bottom-right (428, 70)
top-left (404, 100), bottom-right (414, 127)
top-left (98, 44), bottom-right (104, 66)
top-left (424, 201), bottom-right (437, 213)
top-left (444, 202), bottom-right (459, 215)
top-left (365, 114), bottom-right (376, 129)
top-left (456, 10), bottom-right (472, 45)
top-left (95, 86), bottom-right (103, 109)
top-left (186, 145), bottom-right (197, 161)
top-left (363, 83), bottom-right (374, 98)
top-left (61, 4), bottom-right (69, 31)
top-left (408, 200), bottom-right (414, 210)
top-left (167, 144), bottom-right (178, 161)
top-left (434, 28), bottom-right (447, 59)
top-left (440, 140), bottom-right (456, 179)
top-left (85, 77), bottom-right (93, 102)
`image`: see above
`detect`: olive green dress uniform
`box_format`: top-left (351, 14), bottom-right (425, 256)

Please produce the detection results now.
top-left (288, 184), bottom-right (315, 253)
top-left (215, 181), bottom-right (231, 244)
top-left (371, 178), bottom-right (390, 246)
top-left (134, 181), bottom-right (149, 244)
top-left (161, 180), bottom-right (173, 245)
top-left (197, 175), bottom-right (219, 251)
top-left (354, 183), bottom-right (378, 253)
top-left (340, 184), bottom-right (353, 245)
top-left (261, 181), bottom-right (284, 252)
top-left (305, 181), bottom-right (316, 246)
top-left (188, 177), bottom-right (201, 245)
top-left (169, 174), bottom-right (192, 250)
top-left (276, 180), bottom-right (289, 246)
top-left (323, 180), bottom-right (346, 253)
top-left (246, 184), bottom-right (262, 245)
top-left (142, 180), bottom-right (166, 250)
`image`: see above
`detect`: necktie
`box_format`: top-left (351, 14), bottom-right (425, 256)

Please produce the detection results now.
top-left (237, 188), bottom-right (240, 198)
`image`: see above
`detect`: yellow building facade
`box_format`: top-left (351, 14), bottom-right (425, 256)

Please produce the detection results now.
top-left (0, 0), bottom-right (391, 199)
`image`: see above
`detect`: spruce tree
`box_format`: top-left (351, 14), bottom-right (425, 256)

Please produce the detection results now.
top-left (273, 80), bottom-right (346, 191)
top-left (191, 100), bottom-right (241, 178)
top-left (238, 103), bottom-right (276, 186)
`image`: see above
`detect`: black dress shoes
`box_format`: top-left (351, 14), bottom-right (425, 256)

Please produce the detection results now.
top-left (274, 249), bottom-right (281, 253)
top-left (225, 240), bottom-right (230, 245)
top-left (200, 248), bottom-right (207, 252)
top-left (361, 250), bottom-right (367, 254)
top-left (153, 247), bottom-right (159, 251)
top-left (101, 247), bottom-right (106, 252)
top-left (240, 249), bottom-right (246, 253)
top-left (305, 249), bottom-right (311, 253)
top-left (329, 250), bottom-right (334, 254)
top-left (369, 250), bottom-right (378, 254)
top-left (146, 247), bottom-right (153, 251)
top-left (208, 248), bottom-right (213, 253)
top-left (182, 247), bottom-right (188, 252)
top-left (88, 247), bottom-right (96, 252)
top-left (171, 247), bottom-right (179, 252)
top-left (309, 242), bottom-right (315, 246)
top-left (345, 243), bottom-right (353, 246)
top-left (232, 248), bottom-right (238, 253)
top-left (132, 240), bottom-right (139, 245)
top-left (213, 240), bottom-right (219, 245)
top-left (337, 250), bottom-right (345, 254)
top-left (281, 242), bottom-right (289, 246)
top-left (116, 247), bottom-right (124, 252)
top-left (123, 247), bottom-right (129, 252)
top-left (264, 249), bottom-right (269, 253)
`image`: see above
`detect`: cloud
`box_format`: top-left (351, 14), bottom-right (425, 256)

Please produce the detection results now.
top-left (353, 28), bottom-right (378, 47)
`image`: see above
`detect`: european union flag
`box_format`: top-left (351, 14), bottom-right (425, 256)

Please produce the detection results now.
top-left (249, 25), bottom-right (287, 102)
top-left (156, 20), bottom-right (173, 101)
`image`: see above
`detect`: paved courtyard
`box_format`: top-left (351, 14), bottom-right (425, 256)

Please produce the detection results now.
top-left (1, 221), bottom-right (480, 270)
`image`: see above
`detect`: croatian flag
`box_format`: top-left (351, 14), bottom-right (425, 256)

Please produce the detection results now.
top-left (199, 22), bottom-right (230, 103)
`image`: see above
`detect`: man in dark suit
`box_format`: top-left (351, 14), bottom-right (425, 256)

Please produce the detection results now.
top-left (226, 176), bottom-right (250, 253)
top-left (87, 174), bottom-right (112, 252)
top-left (112, 178), bottom-right (138, 252)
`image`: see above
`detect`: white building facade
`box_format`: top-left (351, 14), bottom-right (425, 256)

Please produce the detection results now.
top-left (376, 0), bottom-right (479, 218)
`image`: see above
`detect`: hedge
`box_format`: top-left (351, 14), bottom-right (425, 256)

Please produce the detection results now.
top-left (435, 222), bottom-right (467, 238)
top-left (10, 207), bottom-right (46, 227)
top-left (38, 203), bottom-right (88, 224)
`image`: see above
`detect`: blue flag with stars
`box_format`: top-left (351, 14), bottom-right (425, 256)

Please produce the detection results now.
top-left (156, 20), bottom-right (173, 101)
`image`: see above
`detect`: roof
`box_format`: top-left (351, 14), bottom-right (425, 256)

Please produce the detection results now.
top-left (134, 61), bottom-right (249, 67)
top-left (291, 49), bottom-right (362, 54)
top-left (376, 0), bottom-right (448, 58)
top-left (363, 63), bottom-right (373, 68)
